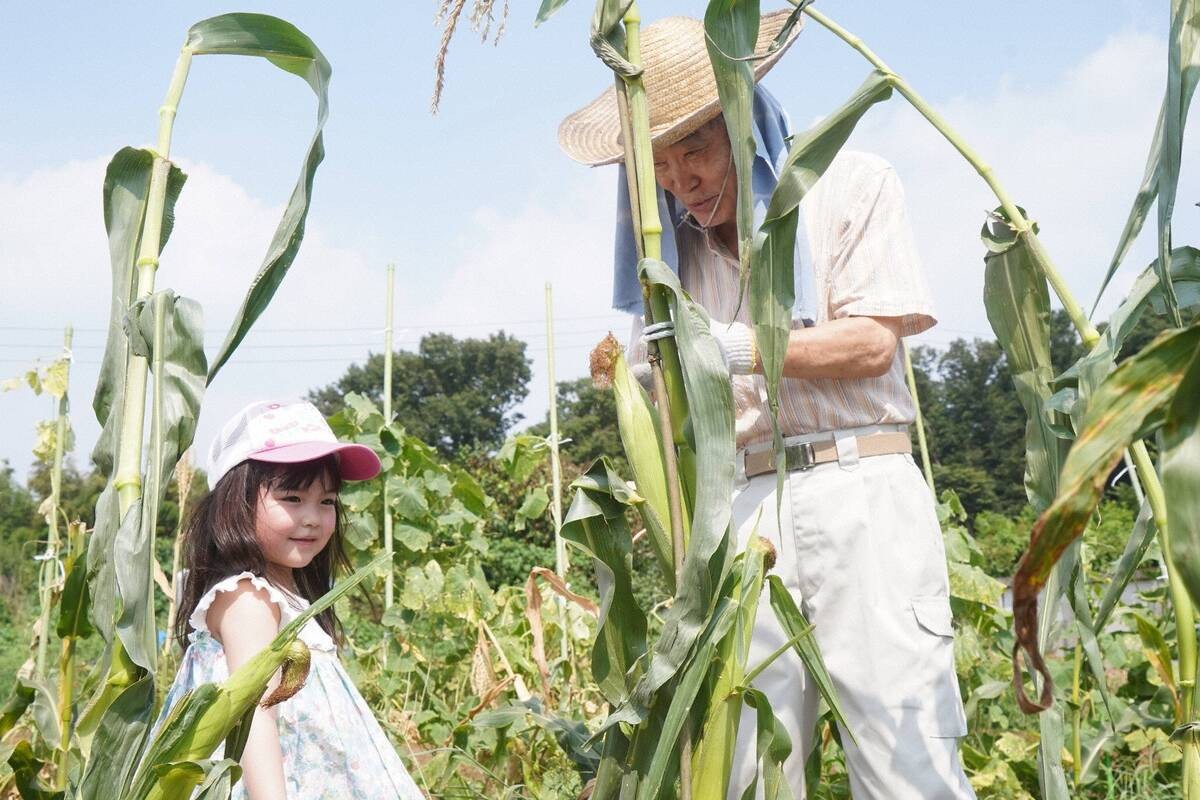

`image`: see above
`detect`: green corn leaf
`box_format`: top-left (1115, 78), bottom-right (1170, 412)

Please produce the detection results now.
top-left (689, 538), bottom-right (773, 800)
top-left (1071, 247), bottom-right (1200, 414)
top-left (982, 209), bottom-right (1064, 512)
top-left (186, 14), bottom-right (332, 381)
top-left (599, 259), bottom-right (736, 732)
top-left (0, 677), bottom-right (59, 749)
top-left (8, 740), bottom-right (64, 800)
top-left (78, 675), bottom-right (155, 800)
top-left (754, 70), bottom-right (893, 490)
top-left (704, 0), bottom-right (760, 283)
top-left (1011, 323), bottom-right (1200, 710)
top-left (736, 688), bottom-right (793, 800)
top-left (1036, 706), bottom-right (1071, 800)
top-left (57, 538), bottom-right (94, 640)
top-left (611, 344), bottom-right (677, 581)
top-left (88, 149), bottom-right (187, 646)
top-left (560, 460), bottom-right (648, 707)
top-left (1067, 562), bottom-right (1114, 725)
top-left (767, 575), bottom-right (850, 738)
top-left (535, 0), bottom-right (571, 25)
top-left (1093, 0), bottom-right (1200, 314)
top-left (1162, 328), bottom-right (1200, 608)
top-left (1094, 500), bottom-right (1156, 631)
top-left (637, 600), bottom-right (736, 800)
top-left (114, 292), bottom-right (206, 673)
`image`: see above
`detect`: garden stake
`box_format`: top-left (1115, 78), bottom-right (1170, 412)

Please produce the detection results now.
top-left (545, 281), bottom-right (572, 677)
top-left (902, 341), bottom-right (936, 497)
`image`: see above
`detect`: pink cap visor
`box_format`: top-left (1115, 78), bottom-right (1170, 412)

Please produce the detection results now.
top-left (247, 441), bottom-right (381, 481)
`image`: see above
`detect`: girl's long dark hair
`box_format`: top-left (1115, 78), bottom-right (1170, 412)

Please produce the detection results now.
top-left (172, 455), bottom-right (351, 651)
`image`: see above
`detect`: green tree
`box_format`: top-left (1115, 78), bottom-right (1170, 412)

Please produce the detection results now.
top-left (309, 332), bottom-right (531, 458)
top-left (528, 377), bottom-right (626, 474)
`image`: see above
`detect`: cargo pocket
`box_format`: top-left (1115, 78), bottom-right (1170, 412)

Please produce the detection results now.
top-left (907, 595), bottom-right (968, 737)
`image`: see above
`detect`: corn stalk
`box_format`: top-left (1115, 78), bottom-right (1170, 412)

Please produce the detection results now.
top-left (61, 13), bottom-right (335, 799)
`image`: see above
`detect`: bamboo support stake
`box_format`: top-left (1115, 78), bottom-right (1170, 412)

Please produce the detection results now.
top-left (902, 342), bottom-right (936, 497)
top-left (545, 283), bottom-right (570, 672)
top-left (383, 264), bottom-right (396, 613)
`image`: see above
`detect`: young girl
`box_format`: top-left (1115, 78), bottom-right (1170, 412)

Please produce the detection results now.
top-left (161, 400), bottom-right (425, 800)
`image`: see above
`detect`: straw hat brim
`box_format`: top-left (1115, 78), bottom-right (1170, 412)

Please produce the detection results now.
top-left (558, 10), bottom-right (802, 167)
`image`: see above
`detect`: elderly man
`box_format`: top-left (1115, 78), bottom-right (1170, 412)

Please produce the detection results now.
top-left (558, 10), bottom-right (976, 800)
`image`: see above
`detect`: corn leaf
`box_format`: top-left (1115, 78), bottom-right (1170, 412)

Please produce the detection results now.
top-left (689, 538), bottom-right (772, 800)
top-left (736, 688), bottom-right (792, 800)
top-left (636, 600), bottom-right (736, 800)
top-left (754, 71), bottom-right (893, 488)
top-left (8, 740), bottom-right (64, 800)
top-left (1071, 247), bottom-right (1200, 415)
top-left (704, 0), bottom-right (760, 280)
top-left (535, 0), bottom-right (571, 25)
top-left (88, 149), bottom-right (186, 646)
top-left (1011, 323), bottom-right (1200, 710)
top-left (1093, 0), bottom-right (1200, 314)
top-left (57, 538), bottom-right (94, 640)
top-left (186, 14), bottom-right (332, 381)
top-left (114, 292), bottom-right (206, 673)
top-left (78, 675), bottom-right (155, 800)
top-left (602, 259), bottom-right (736, 730)
top-left (0, 677), bottom-right (59, 749)
top-left (767, 575), bottom-right (850, 737)
top-left (1094, 500), bottom-right (1156, 631)
top-left (982, 211), bottom-right (1064, 512)
top-left (560, 460), bottom-right (647, 707)
top-left (1162, 329), bottom-right (1200, 608)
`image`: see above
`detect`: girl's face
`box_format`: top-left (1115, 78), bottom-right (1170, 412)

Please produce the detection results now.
top-left (254, 478), bottom-right (338, 577)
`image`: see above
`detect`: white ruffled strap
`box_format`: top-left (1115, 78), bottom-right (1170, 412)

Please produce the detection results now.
top-left (188, 571), bottom-right (297, 635)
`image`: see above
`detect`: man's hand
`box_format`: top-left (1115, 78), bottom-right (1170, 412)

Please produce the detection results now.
top-left (639, 317), bottom-right (759, 375)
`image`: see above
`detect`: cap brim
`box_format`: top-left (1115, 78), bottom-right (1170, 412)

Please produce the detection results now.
top-left (249, 442), bottom-right (382, 481)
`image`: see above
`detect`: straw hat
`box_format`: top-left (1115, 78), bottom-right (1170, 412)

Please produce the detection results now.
top-left (558, 10), bottom-right (802, 167)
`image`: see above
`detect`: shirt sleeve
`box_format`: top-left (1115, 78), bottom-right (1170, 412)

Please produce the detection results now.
top-left (829, 163), bottom-right (936, 337)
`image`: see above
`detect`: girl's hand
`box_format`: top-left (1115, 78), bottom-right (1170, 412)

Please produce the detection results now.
top-left (209, 581), bottom-right (288, 800)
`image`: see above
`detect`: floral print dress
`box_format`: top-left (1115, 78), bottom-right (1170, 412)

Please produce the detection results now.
top-left (157, 572), bottom-right (425, 799)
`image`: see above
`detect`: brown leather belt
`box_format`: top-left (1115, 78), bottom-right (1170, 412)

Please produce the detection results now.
top-left (743, 431), bottom-right (912, 478)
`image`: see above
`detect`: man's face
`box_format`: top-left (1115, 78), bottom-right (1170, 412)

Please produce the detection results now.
top-left (652, 117), bottom-right (736, 229)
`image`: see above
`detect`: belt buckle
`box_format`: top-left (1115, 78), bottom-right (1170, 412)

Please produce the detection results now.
top-left (786, 441), bottom-right (816, 471)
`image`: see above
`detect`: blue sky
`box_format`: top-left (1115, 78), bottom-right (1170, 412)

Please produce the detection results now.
top-left (1, 0), bottom-right (1192, 482)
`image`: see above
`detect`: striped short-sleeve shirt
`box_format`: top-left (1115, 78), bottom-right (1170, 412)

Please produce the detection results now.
top-left (630, 150), bottom-right (937, 450)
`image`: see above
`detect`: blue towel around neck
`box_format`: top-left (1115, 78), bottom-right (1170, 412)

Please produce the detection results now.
top-left (611, 84), bottom-right (816, 323)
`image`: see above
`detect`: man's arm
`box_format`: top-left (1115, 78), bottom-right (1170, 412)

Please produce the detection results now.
top-left (210, 583), bottom-right (288, 800)
top-left (777, 315), bottom-right (904, 380)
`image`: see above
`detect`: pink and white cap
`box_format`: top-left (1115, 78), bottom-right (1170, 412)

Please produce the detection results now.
top-left (207, 400), bottom-right (381, 490)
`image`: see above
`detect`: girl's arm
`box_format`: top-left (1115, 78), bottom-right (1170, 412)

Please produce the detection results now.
top-left (208, 583), bottom-right (288, 800)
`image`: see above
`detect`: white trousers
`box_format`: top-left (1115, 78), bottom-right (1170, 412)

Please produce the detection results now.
top-left (726, 441), bottom-right (976, 799)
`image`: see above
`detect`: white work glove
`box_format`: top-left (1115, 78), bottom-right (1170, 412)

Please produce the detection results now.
top-left (639, 318), bottom-right (758, 375)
